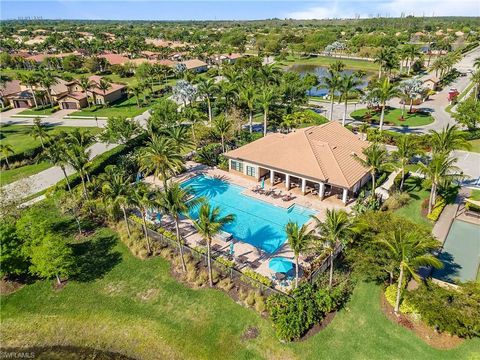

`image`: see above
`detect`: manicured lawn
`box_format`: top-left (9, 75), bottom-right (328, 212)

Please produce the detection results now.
top-left (351, 107), bottom-right (435, 127)
top-left (18, 107), bottom-right (57, 116)
top-left (0, 124), bottom-right (102, 156)
top-left (70, 96), bottom-right (150, 118)
top-left (469, 189), bottom-right (480, 201)
top-left (468, 138), bottom-right (480, 153)
top-left (278, 55), bottom-right (378, 72)
top-left (2, 220), bottom-right (479, 358)
top-left (0, 161), bottom-right (51, 186)
top-left (394, 177), bottom-right (433, 229)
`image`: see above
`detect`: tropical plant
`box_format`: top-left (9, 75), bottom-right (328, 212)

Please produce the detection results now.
top-left (98, 78), bottom-right (111, 104)
top-left (374, 47), bottom-right (397, 79)
top-left (78, 76), bottom-right (93, 107)
top-left (239, 85), bottom-right (256, 133)
top-left (285, 221), bottom-right (315, 288)
top-left (371, 77), bottom-right (399, 131)
top-left (196, 77), bottom-right (218, 123)
top-left (130, 182), bottom-right (154, 254)
top-left (397, 77), bottom-right (424, 116)
top-left (323, 69), bottom-right (341, 121)
top-left (0, 143), bottom-right (14, 168)
top-left (64, 143), bottom-right (91, 197)
top-left (339, 73), bottom-right (363, 126)
top-left (257, 87), bottom-right (277, 136)
top-left (393, 135), bottom-right (418, 190)
top-left (353, 142), bottom-right (390, 192)
top-left (156, 182), bottom-right (204, 272)
top-left (212, 116), bottom-right (233, 153)
top-left (377, 229), bottom-right (442, 313)
top-left (128, 83), bottom-right (145, 108)
top-left (18, 72), bottom-right (39, 107)
top-left (429, 124), bottom-right (471, 155)
top-left (37, 69), bottom-right (58, 106)
top-left (30, 117), bottom-right (49, 148)
top-left (100, 116), bottom-right (142, 144)
top-left (189, 203), bottom-right (235, 286)
top-left (311, 209), bottom-right (352, 288)
top-left (42, 138), bottom-right (72, 191)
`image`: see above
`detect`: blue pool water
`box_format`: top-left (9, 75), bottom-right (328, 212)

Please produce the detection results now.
top-left (181, 175), bottom-right (316, 254)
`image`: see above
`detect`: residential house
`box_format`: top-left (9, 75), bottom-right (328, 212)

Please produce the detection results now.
top-left (180, 59), bottom-right (208, 73)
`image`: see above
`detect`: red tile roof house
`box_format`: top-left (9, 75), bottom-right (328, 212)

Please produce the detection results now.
top-left (180, 59), bottom-right (208, 73)
top-left (57, 92), bottom-right (88, 110)
top-left (66, 75), bottom-right (127, 106)
top-left (98, 53), bottom-right (130, 66)
top-left (224, 122), bottom-right (371, 204)
top-left (212, 53), bottom-right (243, 65)
top-left (0, 80), bottom-right (22, 108)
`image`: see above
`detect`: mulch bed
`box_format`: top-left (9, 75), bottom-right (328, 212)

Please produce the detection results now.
top-left (299, 311), bottom-right (337, 341)
top-left (379, 290), bottom-right (463, 349)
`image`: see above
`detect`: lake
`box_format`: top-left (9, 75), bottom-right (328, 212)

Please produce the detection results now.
top-left (288, 64), bottom-right (369, 98)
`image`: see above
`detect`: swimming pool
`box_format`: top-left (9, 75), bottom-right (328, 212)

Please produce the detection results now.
top-left (433, 220), bottom-right (480, 283)
top-left (181, 175), bottom-right (316, 254)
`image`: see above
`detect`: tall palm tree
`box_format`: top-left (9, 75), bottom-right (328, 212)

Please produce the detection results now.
top-left (239, 85), bottom-right (256, 133)
top-left (196, 77), bottom-right (218, 123)
top-left (285, 221), bottom-right (315, 288)
top-left (393, 136), bottom-right (418, 191)
top-left (418, 152), bottom-right (464, 214)
top-left (353, 142), bottom-right (390, 192)
top-left (98, 78), bottom-right (111, 105)
top-left (128, 83), bottom-right (145, 108)
top-left (323, 69), bottom-right (341, 121)
top-left (139, 135), bottom-right (184, 189)
top-left (0, 143), bottom-right (14, 169)
top-left (257, 87), bottom-right (276, 136)
top-left (471, 70), bottom-right (480, 102)
top-left (42, 138), bottom-right (72, 192)
top-left (156, 182), bottom-right (204, 272)
top-left (429, 124), bottom-right (471, 155)
top-left (374, 47), bottom-right (395, 79)
top-left (371, 78), bottom-right (399, 131)
top-left (130, 182), bottom-right (153, 254)
top-left (66, 128), bottom-right (96, 148)
top-left (404, 44), bottom-right (421, 75)
top-left (311, 209), bottom-right (352, 288)
top-left (37, 69), bottom-right (58, 106)
top-left (18, 72), bottom-right (39, 107)
top-left (213, 116), bottom-right (233, 153)
top-left (339, 73), bottom-right (363, 126)
top-left (181, 107), bottom-right (206, 144)
top-left (166, 126), bottom-right (194, 153)
top-left (30, 117), bottom-right (49, 148)
top-left (78, 76), bottom-right (93, 107)
top-left (64, 143), bottom-right (91, 197)
top-left (101, 166), bottom-right (133, 237)
top-left (377, 229), bottom-right (442, 313)
top-left (189, 203), bottom-right (235, 287)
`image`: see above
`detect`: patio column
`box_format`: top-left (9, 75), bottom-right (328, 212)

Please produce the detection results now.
top-left (342, 188), bottom-right (348, 204)
top-left (301, 178), bottom-right (306, 194)
top-left (270, 169), bottom-right (275, 185)
top-left (285, 174), bottom-right (290, 190)
top-left (319, 182), bottom-right (325, 199)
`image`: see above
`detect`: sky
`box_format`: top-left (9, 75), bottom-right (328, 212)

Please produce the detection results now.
top-left (1, 1), bottom-right (479, 21)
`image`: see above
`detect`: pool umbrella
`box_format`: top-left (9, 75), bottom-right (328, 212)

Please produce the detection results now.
top-left (269, 257), bottom-right (293, 273)
top-left (229, 241), bottom-right (234, 256)
top-left (261, 178), bottom-right (265, 189)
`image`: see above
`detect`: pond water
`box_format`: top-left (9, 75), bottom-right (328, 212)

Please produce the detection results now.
top-left (288, 64), bottom-right (369, 98)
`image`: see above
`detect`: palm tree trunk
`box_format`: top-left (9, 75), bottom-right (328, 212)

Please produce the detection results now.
top-left (295, 255), bottom-right (299, 288)
top-left (31, 86), bottom-right (38, 107)
top-left (329, 253), bottom-right (334, 288)
top-left (80, 174), bottom-right (88, 198)
top-left (207, 98), bottom-right (212, 123)
top-left (175, 218), bottom-right (187, 272)
top-left (409, 98), bottom-right (414, 113)
top-left (5, 157), bottom-right (10, 169)
top-left (56, 274), bottom-right (62, 285)
top-left (342, 98), bottom-right (348, 126)
top-left (122, 206), bottom-right (131, 237)
top-left (221, 134), bottom-right (225, 153)
top-left (371, 170), bottom-right (376, 192)
top-left (141, 212), bottom-right (152, 254)
top-left (249, 111), bottom-right (253, 133)
top-left (379, 102), bottom-right (386, 131)
top-left (207, 240), bottom-right (213, 286)
top-left (400, 166), bottom-right (405, 191)
top-left (329, 96), bottom-right (334, 121)
top-left (378, 65), bottom-right (382, 79)
top-left (61, 166), bottom-right (71, 192)
top-left (263, 110), bottom-right (268, 137)
top-left (401, 99), bottom-right (406, 117)
top-left (394, 265), bottom-right (404, 313)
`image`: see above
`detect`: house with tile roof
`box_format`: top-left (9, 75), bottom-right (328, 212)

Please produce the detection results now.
top-left (224, 122), bottom-right (371, 204)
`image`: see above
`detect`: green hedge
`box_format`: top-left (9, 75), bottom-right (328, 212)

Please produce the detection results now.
top-left (427, 196), bottom-right (446, 221)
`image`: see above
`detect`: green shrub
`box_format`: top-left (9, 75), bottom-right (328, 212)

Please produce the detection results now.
top-left (384, 284), bottom-right (417, 314)
top-left (381, 192), bottom-right (411, 211)
top-left (427, 196), bottom-right (446, 221)
top-left (217, 278), bottom-right (234, 292)
top-left (406, 281), bottom-right (480, 338)
top-left (216, 255), bottom-right (234, 268)
top-left (241, 268), bottom-right (272, 287)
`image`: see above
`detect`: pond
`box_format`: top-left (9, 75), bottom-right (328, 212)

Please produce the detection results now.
top-left (288, 64), bottom-right (369, 98)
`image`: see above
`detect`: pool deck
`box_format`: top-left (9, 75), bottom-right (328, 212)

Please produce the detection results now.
top-left (144, 162), bottom-right (353, 290)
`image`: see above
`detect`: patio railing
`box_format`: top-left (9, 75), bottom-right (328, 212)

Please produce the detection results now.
top-left (308, 244), bottom-right (344, 284)
top-left (129, 219), bottom-right (289, 298)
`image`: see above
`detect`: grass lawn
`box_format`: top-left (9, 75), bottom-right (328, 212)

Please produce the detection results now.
top-left (468, 138), bottom-right (480, 153)
top-left (17, 107), bottom-right (57, 116)
top-left (2, 219), bottom-right (479, 359)
top-left (394, 177), bottom-right (433, 229)
top-left (0, 161), bottom-right (51, 186)
top-left (278, 55), bottom-right (378, 72)
top-left (469, 189), bottom-right (480, 201)
top-left (0, 124), bottom-right (102, 156)
top-left (351, 107), bottom-right (434, 127)
top-left (69, 96), bottom-right (151, 118)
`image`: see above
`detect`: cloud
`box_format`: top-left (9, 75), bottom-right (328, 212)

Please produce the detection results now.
top-left (286, 0), bottom-right (479, 19)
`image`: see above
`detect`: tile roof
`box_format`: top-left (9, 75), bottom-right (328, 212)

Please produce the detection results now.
top-left (180, 59), bottom-right (208, 69)
top-left (224, 122), bottom-right (370, 189)
top-left (98, 53), bottom-right (130, 65)
top-left (0, 80), bottom-right (22, 97)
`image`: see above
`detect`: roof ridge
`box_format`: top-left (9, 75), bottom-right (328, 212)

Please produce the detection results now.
top-left (304, 128), bottom-right (328, 181)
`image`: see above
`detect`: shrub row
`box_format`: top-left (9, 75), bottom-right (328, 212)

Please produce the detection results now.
top-left (241, 268), bottom-right (273, 288)
top-left (427, 196), bottom-right (446, 221)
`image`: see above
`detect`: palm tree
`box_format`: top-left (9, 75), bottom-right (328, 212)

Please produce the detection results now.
top-left (393, 136), bottom-right (418, 191)
top-left (42, 138), bottom-right (72, 192)
top-left (101, 166), bottom-right (133, 237)
top-left (0, 143), bottom-right (14, 169)
top-left (30, 117), bottom-right (49, 148)
top-left (37, 69), bottom-right (58, 106)
top-left (371, 78), bottom-right (399, 131)
top-left (339, 73), bottom-right (363, 126)
top-left (139, 135), bottom-right (184, 189)
top-left (471, 70), bottom-right (480, 102)
top-left (181, 107), bottom-right (206, 144)
top-left (323, 69), bottom-right (341, 121)
top-left (311, 209), bottom-right (352, 288)
top-left (213, 116), bottom-right (233, 153)
top-left (418, 152), bottom-right (464, 214)
top-left (78, 76), bottom-right (93, 107)
top-left (156, 182), bottom-right (204, 272)
top-left (64, 143), bottom-right (91, 197)
top-left (377, 229), bottom-right (442, 313)
top-left (18, 72), bottom-right (39, 107)
top-left (98, 78), bottom-right (111, 106)
top-left (239, 85), bottom-right (256, 133)
top-left (353, 142), bottom-right (390, 192)
top-left (257, 87), bottom-right (277, 136)
top-left (474, 57), bottom-right (480, 69)
top-left (166, 126), bottom-right (194, 153)
top-left (374, 47), bottom-right (395, 79)
top-left (128, 83), bottom-right (145, 108)
top-left (429, 124), bottom-right (471, 155)
top-left (285, 221), bottom-right (315, 288)
top-left (130, 182), bottom-right (153, 254)
top-left (189, 203), bottom-right (235, 287)
top-left (196, 77), bottom-right (218, 123)
top-left (404, 44), bottom-right (421, 75)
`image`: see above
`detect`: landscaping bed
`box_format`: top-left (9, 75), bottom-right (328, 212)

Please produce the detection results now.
top-left (351, 107), bottom-right (435, 127)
